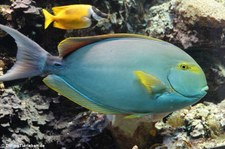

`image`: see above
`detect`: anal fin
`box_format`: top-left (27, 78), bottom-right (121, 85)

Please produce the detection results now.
top-left (43, 75), bottom-right (121, 114)
top-left (124, 114), bottom-right (150, 119)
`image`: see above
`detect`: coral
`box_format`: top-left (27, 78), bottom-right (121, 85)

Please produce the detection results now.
top-left (175, 0), bottom-right (225, 28)
top-left (170, 16), bottom-right (199, 49)
top-left (144, 0), bottom-right (174, 38)
top-left (165, 109), bottom-right (187, 127)
top-left (143, 0), bottom-right (200, 49)
top-left (155, 101), bottom-right (225, 148)
top-left (11, 0), bottom-right (40, 15)
top-left (0, 87), bottom-right (112, 148)
top-left (0, 5), bottom-right (12, 22)
top-left (142, 0), bottom-right (225, 48)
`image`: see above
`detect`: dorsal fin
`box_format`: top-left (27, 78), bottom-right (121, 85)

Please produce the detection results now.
top-left (52, 5), bottom-right (72, 14)
top-left (57, 33), bottom-right (161, 57)
top-left (52, 4), bottom-right (91, 15)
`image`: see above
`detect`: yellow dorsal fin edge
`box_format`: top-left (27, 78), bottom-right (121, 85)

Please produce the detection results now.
top-left (57, 33), bottom-right (162, 57)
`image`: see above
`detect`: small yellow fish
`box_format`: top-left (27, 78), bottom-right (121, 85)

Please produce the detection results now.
top-left (42, 4), bottom-right (108, 30)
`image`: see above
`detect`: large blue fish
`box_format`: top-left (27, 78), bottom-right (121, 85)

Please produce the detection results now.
top-left (0, 25), bottom-right (208, 117)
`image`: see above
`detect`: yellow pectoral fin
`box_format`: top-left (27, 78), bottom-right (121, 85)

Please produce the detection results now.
top-left (134, 71), bottom-right (167, 95)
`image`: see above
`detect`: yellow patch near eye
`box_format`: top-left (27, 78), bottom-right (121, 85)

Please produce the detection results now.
top-left (177, 62), bottom-right (201, 74)
top-left (190, 66), bottom-right (201, 74)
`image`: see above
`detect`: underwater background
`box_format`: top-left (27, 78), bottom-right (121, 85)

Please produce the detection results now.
top-left (0, 0), bottom-right (225, 148)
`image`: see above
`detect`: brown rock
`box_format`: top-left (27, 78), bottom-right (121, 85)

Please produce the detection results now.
top-left (175, 0), bottom-right (225, 28)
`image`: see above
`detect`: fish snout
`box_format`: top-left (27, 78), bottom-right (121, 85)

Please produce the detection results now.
top-left (194, 85), bottom-right (208, 98)
top-left (91, 6), bottom-right (108, 21)
top-left (201, 85), bottom-right (209, 94)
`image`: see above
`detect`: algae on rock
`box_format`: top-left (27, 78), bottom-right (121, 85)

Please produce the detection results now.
top-left (155, 100), bottom-right (225, 148)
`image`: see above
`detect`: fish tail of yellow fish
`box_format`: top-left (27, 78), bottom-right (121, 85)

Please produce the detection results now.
top-left (42, 9), bottom-right (55, 29)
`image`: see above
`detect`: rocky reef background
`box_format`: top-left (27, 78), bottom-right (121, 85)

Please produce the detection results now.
top-left (0, 0), bottom-right (225, 148)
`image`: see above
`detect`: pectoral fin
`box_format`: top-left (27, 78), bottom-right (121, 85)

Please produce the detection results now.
top-left (134, 71), bottom-right (167, 95)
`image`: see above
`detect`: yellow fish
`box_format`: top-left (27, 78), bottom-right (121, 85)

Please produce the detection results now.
top-left (42, 4), bottom-right (108, 30)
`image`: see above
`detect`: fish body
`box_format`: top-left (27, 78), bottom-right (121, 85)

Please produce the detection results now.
top-left (0, 25), bottom-right (208, 115)
top-left (42, 4), bottom-right (108, 29)
top-left (54, 38), bottom-right (207, 113)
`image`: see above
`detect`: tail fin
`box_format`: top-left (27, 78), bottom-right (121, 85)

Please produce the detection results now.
top-left (0, 24), bottom-right (49, 81)
top-left (42, 9), bottom-right (54, 29)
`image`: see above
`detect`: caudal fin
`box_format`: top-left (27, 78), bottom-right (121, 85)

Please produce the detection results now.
top-left (42, 9), bottom-right (54, 29)
top-left (0, 24), bottom-right (49, 81)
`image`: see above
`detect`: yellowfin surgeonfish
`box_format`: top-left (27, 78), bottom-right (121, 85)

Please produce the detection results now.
top-left (0, 25), bottom-right (208, 118)
top-left (42, 4), bottom-right (108, 30)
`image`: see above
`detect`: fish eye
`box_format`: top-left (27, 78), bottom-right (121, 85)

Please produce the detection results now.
top-left (179, 63), bottom-right (190, 70)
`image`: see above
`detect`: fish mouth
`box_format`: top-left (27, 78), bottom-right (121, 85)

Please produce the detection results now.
top-left (176, 85), bottom-right (208, 98)
top-left (201, 86), bottom-right (209, 93)
top-left (167, 77), bottom-right (208, 98)
top-left (195, 85), bottom-right (208, 98)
